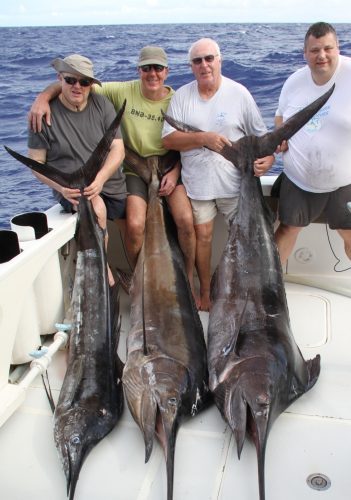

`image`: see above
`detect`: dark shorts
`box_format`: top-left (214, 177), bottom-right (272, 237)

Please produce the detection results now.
top-left (101, 194), bottom-right (126, 220)
top-left (277, 173), bottom-right (351, 229)
top-left (125, 172), bottom-right (183, 203)
top-left (126, 173), bottom-right (148, 202)
top-left (58, 193), bottom-right (126, 221)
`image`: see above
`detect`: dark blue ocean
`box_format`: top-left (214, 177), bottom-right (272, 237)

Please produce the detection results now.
top-left (1, 23), bottom-right (350, 230)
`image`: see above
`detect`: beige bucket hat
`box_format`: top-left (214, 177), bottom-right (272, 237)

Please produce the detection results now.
top-left (51, 54), bottom-right (102, 86)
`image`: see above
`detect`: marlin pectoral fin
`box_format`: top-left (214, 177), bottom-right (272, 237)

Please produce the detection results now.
top-left (224, 294), bottom-right (249, 356)
top-left (41, 370), bottom-right (56, 413)
top-left (306, 354), bottom-right (321, 389)
top-left (257, 84), bottom-right (335, 157)
top-left (288, 354), bottom-right (321, 404)
top-left (214, 381), bottom-right (247, 459)
top-left (231, 389), bottom-right (247, 459)
top-left (83, 99), bottom-right (126, 186)
top-left (140, 391), bottom-right (157, 463)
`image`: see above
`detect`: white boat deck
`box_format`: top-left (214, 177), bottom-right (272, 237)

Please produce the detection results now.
top-left (1, 195), bottom-right (350, 500)
top-left (1, 281), bottom-right (350, 500)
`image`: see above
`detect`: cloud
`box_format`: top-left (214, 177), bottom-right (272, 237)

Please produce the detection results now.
top-left (1, 0), bottom-right (350, 26)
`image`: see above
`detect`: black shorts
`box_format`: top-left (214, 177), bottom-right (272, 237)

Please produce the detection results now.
top-left (277, 173), bottom-right (351, 229)
top-left (100, 194), bottom-right (126, 221)
top-left (58, 193), bottom-right (126, 221)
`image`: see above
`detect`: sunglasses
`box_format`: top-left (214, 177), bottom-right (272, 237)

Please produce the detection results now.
top-left (139, 64), bottom-right (166, 73)
top-left (63, 76), bottom-right (92, 87)
top-left (191, 54), bottom-right (218, 65)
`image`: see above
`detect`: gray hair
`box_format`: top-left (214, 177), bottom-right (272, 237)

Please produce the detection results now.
top-left (188, 38), bottom-right (222, 62)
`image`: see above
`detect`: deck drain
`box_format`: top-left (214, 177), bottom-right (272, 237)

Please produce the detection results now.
top-left (306, 473), bottom-right (331, 491)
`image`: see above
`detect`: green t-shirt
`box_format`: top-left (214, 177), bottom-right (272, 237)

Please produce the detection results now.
top-left (94, 80), bottom-right (174, 158)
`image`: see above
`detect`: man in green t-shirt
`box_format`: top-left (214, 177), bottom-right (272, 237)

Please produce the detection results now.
top-left (28, 47), bottom-right (197, 303)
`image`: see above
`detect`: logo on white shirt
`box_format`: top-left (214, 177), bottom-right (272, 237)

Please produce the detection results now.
top-left (305, 105), bottom-right (330, 133)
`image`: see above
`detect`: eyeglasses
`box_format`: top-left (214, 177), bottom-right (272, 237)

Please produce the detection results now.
top-left (63, 76), bottom-right (92, 87)
top-left (191, 54), bottom-right (218, 65)
top-left (139, 64), bottom-right (166, 73)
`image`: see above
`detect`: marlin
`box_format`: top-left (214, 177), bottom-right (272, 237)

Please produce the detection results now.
top-left (5, 101), bottom-right (126, 500)
top-left (163, 84), bottom-right (334, 500)
top-left (121, 147), bottom-right (209, 500)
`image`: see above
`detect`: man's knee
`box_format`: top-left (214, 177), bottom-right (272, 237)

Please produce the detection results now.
top-left (195, 222), bottom-right (213, 245)
top-left (175, 211), bottom-right (194, 232)
top-left (126, 217), bottom-right (144, 241)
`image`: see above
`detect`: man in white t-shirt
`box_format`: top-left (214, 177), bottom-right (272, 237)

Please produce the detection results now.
top-left (162, 38), bottom-right (274, 311)
top-left (274, 22), bottom-right (351, 265)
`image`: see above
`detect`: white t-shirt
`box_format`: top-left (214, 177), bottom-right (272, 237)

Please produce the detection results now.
top-left (162, 76), bottom-right (267, 200)
top-left (276, 55), bottom-right (351, 193)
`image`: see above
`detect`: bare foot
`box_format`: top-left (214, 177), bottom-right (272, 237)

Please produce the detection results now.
top-left (194, 294), bottom-right (201, 310)
top-left (199, 292), bottom-right (211, 312)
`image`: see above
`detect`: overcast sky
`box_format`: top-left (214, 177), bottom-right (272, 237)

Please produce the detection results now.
top-left (1, 0), bottom-right (350, 27)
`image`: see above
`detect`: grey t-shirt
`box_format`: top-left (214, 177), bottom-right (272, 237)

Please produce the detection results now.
top-left (28, 93), bottom-right (126, 200)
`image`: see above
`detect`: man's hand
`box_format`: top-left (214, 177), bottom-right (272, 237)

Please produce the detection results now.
top-left (159, 168), bottom-right (179, 197)
top-left (27, 83), bottom-right (62, 132)
top-left (28, 95), bottom-right (52, 133)
top-left (275, 140), bottom-right (288, 154)
top-left (204, 131), bottom-right (232, 153)
top-left (83, 178), bottom-right (104, 201)
top-left (253, 155), bottom-right (275, 177)
top-left (61, 186), bottom-right (81, 206)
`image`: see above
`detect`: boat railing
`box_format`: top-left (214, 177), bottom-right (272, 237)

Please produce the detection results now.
top-left (0, 205), bottom-right (76, 427)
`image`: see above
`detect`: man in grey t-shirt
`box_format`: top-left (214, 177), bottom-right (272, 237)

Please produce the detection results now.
top-left (28, 54), bottom-right (126, 285)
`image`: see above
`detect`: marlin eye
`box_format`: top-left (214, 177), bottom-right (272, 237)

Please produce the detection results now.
top-left (71, 435), bottom-right (80, 445)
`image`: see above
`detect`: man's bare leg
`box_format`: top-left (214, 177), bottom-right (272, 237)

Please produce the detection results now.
top-left (125, 195), bottom-right (147, 268)
top-left (274, 223), bottom-right (303, 266)
top-left (194, 219), bottom-right (214, 312)
top-left (337, 228), bottom-right (351, 260)
top-left (167, 185), bottom-right (197, 303)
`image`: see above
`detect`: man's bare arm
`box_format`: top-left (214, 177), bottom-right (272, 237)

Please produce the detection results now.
top-left (162, 130), bottom-right (231, 154)
top-left (27, 82), bottom-right (61, 133)
top-left (28, 147), bottom-right (81, 205)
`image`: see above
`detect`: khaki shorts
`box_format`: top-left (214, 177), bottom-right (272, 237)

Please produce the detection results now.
top-left (190, 197), bottom-right (239, 225)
